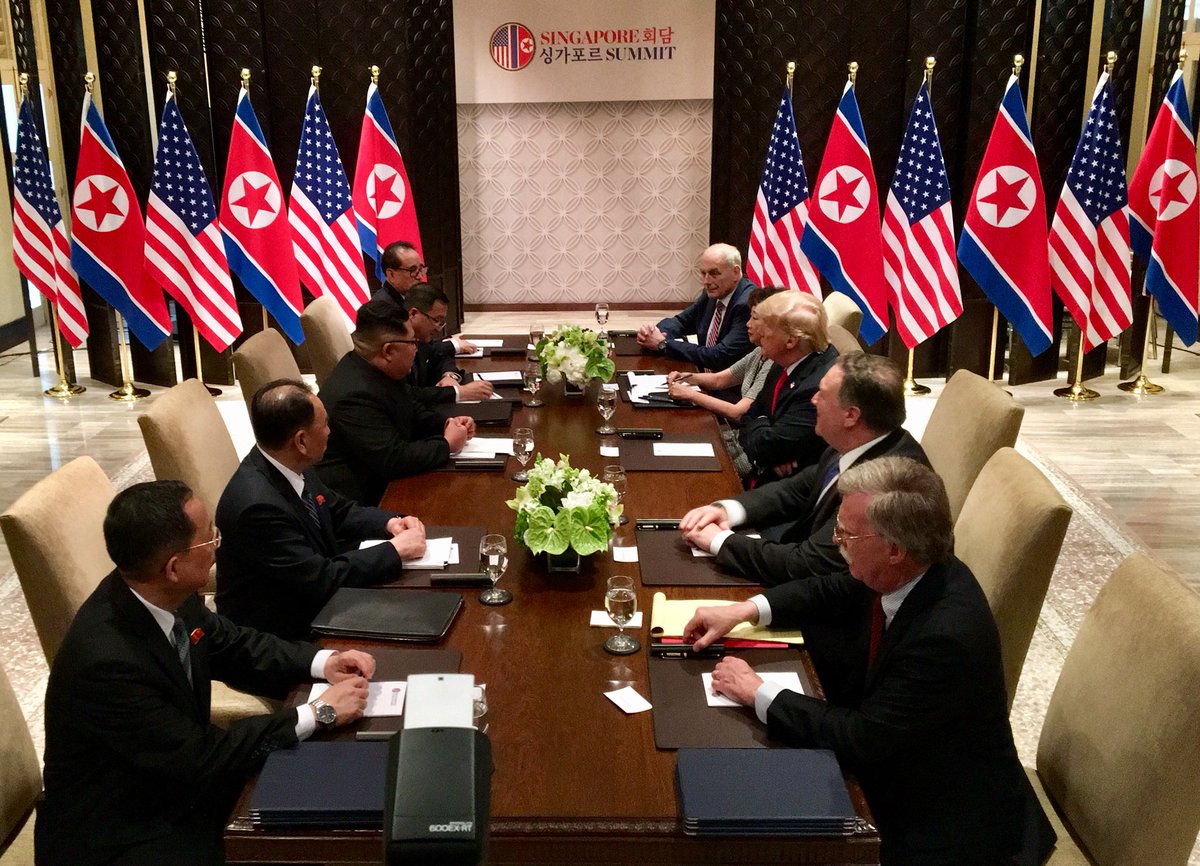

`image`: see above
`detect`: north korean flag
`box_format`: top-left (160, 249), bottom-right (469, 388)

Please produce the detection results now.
top-left (354, 81), bottom-right (423, 282)
top-left (220, 88), bottom-right (304, 344)
top-left (799, 81), bottom-right (889, 344)
top-left (1128, 70), bottom-right (1198, 345)
top-left (70, 93), bottom-right (171, 350)
top-left (958, 75), bottom-right (1053, 356)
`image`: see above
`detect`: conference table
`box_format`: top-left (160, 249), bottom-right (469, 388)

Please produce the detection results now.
top-left (224, 342), bottom-right (881, 865)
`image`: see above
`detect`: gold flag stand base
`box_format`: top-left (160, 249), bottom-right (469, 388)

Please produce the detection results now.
top-left (1117, 374), bottom-right (1164, 395)
top-left (1053, 381), bottom-right (1100, 401)
top-left (45, 381), bottom-right (86, 398)
top-left (902, 349), bottom-right (930, 396)
top-left (108, 312), bottom-right (149, 402)
top-left (109, 382), bottom-right (150, 402)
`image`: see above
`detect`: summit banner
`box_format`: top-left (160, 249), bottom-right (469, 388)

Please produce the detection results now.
top-left (453, 0), bottom-right (715, 104)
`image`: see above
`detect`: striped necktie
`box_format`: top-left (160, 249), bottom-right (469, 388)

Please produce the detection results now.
top-left (705, 300), bottom-right (725, 347)
top-left (171, 615), bottom-right (193, 686)
top-left (302, 489), bottom-right (322, 530)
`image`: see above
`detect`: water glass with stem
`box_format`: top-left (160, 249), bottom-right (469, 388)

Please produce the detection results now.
top-left (523, 361), bottom-right (545, 407)
top-left (595, 385), bottom-right (618, 435)
top-left (603, 575), bottom-right (639, 654)
top-left (512, 427), bottom-right (534, 481)
top-left (601, 464), bottom-right (628, 526)
top-left (595, 303), bottom-right (610, 341)
top-left (479, 534), bottom-right (512, 605)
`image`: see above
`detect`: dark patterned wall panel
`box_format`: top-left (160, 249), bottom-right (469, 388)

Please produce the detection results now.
top-left (1104, 0), bottom-right (1142, 150)
top-left (146, 0), bottom-right (217, 182)
top-left (91, 0), bottom-right (154, 203)
top-left (260, 0), bottom-right (318, 196)
top-left (1152, 0), bottom-right (1186, 115)
top-left (202, 0), bottom-right (266, 192)
top-left (10, 0), bottom-right (36, 80)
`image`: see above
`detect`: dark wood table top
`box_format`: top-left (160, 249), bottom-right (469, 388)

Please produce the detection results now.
top-left (224, 353), bottom-right (880, 865)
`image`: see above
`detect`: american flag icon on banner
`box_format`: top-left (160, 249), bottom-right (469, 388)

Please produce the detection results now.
top-left (490, 23), bottom-right (535, 71)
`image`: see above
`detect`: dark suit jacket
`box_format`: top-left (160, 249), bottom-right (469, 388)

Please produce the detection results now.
top-left (37, 572), bottom-right (317, 866)
top-left (316, 350), bottom-right (450, 505)
top-left (215, 448), bottom-right (402, 640)
top-left (762, 558), bottom-right (1052, 865)
top-left (370, 283), bottom-right (409, 314)
top-left (405, 340), bottom-right (463, 405)
top-left (656, 276), bottom-right (755, 372)
top-left (738, 344), bottom-right (838, 486)
top-left (718, 429), bottom-right (928, 586)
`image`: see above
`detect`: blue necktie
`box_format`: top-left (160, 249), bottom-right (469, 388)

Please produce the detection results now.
top-left (302, 489), bottom-right (322, 530)
top-left (171, 615), bottom-right (193, 687)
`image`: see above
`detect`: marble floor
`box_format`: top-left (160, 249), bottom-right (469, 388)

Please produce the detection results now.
top-left (1, 311), bottom-right (1198, 862)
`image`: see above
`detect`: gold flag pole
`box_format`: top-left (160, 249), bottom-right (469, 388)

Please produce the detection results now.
top-left (987, 54), bottom-right (1024, 382)
top-left (20, 72), bottom-right (85, 399)
top-left (240, 67), bottom-right (269, 335)
top-left (1053, 51), bottom-right (1115, 402)
top-left (902, 56), bottom-right (937, 398)
top-left (167, 71), bottom-right (220, 396)
top-left (1118, 47), bottom-right (1184, 396)
top-left (81, 73), bottom-right (146, 403)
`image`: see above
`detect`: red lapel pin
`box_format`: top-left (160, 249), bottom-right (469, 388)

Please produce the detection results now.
top-left (190, 627), bottom-right (204, 645)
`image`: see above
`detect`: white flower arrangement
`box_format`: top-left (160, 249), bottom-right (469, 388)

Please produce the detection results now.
top-left (507, 455), bottom-right (621, 556)
top-left (534, 325), bottom-right (615, 387)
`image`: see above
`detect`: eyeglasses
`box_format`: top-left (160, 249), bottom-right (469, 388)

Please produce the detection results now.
top-left (831, 523), bottom-right (878, 545)
top-left (397, 262), bottom-right (428, 277)
top-left (413, 307), bottom-right (446, 328)
top-left (183, 527), bottom-right (221, 552)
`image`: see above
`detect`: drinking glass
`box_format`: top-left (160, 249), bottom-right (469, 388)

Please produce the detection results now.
top-left (601, 464), bottom-right (628, 526)
top-left (603, 575), bottom-right (640, 654)
top-left (523, 361), bottom-right (545, 407)
top-left (512, 427), bottom-right (534, 482)
top-left (479, 534), bottom-right (512, 605)
top-left (472, 683), bottom-right (490, 734)
top-left (595, 385), bottom-right (618, 435)
top-left (529, 322), bottom-right (545, 349)
top-left (595, 303), bottom-right (610, 342)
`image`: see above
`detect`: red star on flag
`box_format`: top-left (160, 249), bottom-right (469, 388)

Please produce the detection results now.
top-left (77, 179), bottom-right (123, 225)
top-left (980, 173), bottom-right (1028, 223)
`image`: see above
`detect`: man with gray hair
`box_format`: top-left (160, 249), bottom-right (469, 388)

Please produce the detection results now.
top-left (683, 458), bottom-right (1053, 865)
top-left (636, 242), bottom-right (755, 375)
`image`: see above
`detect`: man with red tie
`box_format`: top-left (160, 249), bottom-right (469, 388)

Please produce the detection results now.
top-left (683, 458), bottom-right (1054, 866)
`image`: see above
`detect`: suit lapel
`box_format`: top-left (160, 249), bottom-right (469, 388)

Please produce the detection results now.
top-left (864, 561), bottom-right (948, 693)
top-left (108, 576), bottom-right (203, 713)
top-left (251, 450), bottom-right (335, 553)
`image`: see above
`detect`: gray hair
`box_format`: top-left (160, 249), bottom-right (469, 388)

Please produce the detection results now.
top-left (707, 243), bottom-right (742, 269)
top-left (837, 457), bottom-right (952, 565)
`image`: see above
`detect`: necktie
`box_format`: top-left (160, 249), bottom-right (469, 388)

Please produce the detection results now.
top-left (769, 368), bottom-right (789, 414)
top-left (867, 594), bottom-right (885, 669)
top-left (302, 489), bottom-right (322, 531)
top-left (816, 461), bottom-right (841, 503)
top-left (705, 300), bottom-right (725, 347)
top-left (171, 615), bottom-right (193, 687)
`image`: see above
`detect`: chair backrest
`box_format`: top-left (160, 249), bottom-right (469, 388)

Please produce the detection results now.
top-left (301, 295), bottom-right (354, 388)
top-left (827, 322), bottom-right (863, 357)
top-left (0, 659), bottom-right (40, 848)
top-left (954, 447), bottom-right (1071, 708)
top-left (921, 368), bottom-right (1024, 521)
top-left (822, 291), bottom-right (863, 337)
top-left (0, 456), bottom-right (115, 662)
top-left (233, 328), bottom-right (302, 409)
top-left (1036, 554), bottom-right (1200, 866)
top-left (137, 379), bottom-right (240, 519)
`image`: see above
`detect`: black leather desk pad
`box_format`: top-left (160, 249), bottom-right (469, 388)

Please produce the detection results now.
top-left (617, 436), bottom-right (722, 472)
top-left (636, 527), bottom-right (762, 587)
top-left (381, 525), bottom-right (486, 587)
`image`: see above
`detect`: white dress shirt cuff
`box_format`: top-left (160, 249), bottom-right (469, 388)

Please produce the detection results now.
top-left (311, 649), bottom-right (336, 679)
top-left (450, 336), bottom-right (464, 352)
top-left (754, 680), bottom-right (789, 724)
top-left (716, 499), bottom-right (747, 526)
top-left (750, 594), bottom-right (772, 627)
top-left (295, 704), bottom-right (317, 741)
top-left (709, 529), bottom-right (735, 555)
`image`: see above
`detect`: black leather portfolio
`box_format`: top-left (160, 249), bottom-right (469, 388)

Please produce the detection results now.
top-left (250, 741), bottom-right (387, 828)
top-left (311, 588), bottom-right (462, 641)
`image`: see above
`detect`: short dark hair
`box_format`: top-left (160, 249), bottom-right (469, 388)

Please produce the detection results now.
top-left (104, 480), bottom-right (195, 578)
top-left (747, 285), bottom-right (786, 309)
top-left (405, 282), bottom-right (449, 315)
top-left (353, 298), bottom-right (413, 355)
top-left (381, 240), bottom-right (418, 272)
top-left (836, 352), bottom-right (906, 433)
top-left (250, 378), bottom-right (315, 449)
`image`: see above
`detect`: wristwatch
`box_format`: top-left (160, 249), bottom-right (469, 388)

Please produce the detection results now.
top-left (310, 698), bottom-right (337, 728)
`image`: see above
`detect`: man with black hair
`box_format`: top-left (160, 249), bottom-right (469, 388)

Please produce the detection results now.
top-left (374, 240), bottom-right (476, 355)
top-left (216, 378), bottom-right (427, 639)
top-left (38, 480), bottom-right (374, 865)
top-left (402, 282), bottom-right (493, 404)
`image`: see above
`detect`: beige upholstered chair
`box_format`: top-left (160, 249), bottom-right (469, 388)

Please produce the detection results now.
top-left (1028, 554), bottom-right (1200, 865)
top-left (954, 448), bottom-right (1071, 708)
top-left (0, 660), bottom-right (39, 862)
top-left (921, 369), bottom-right (1024, 521)
top-left (138, 378), bottom-right (240, 519)
top-left (822, 291), bottom-right (863, 337)
top-left (827, 322), bottom-right (863, 357)
top-left (233, 327), bottom-right (301, 409)
top-left (301, 295), bottom-right (354, 388)
top-left (0, 458), bottom-right (276, 726)
top-left (0, 456), bottom-right (115, 662)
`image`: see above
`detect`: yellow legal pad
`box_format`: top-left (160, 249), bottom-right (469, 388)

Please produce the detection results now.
top-left (649, 592), bottom-right (804, 645)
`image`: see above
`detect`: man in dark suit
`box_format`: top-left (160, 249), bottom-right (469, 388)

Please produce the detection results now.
top-left (38, 480), bottom-right (373, 866)
top-left (401, 282), bottom-right (493, 405)
top-left (636, 243), bottom-right (755, 377)
top-left (736, 291), bottom-right (839, 487)
top-left (680, 352), bottom-right (926, 586)
top-left (216, 378), bottom-right (427, 640)
top-left (373, 240), bottom-right (477, 355)
top-left (316, 299), bottom-right (476, 505)
top-left (684, 458), bottom-right (1054, 866)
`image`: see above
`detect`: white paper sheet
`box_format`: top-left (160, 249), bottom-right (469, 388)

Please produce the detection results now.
top-left (468, 339), bottom-right (505, 347)
top-left (401, 537), bottom-right (455, 569)
top-left (589, 610), bottom-right (644, 628)
top-left (309, 681), bottom-right (408, 717)
top-left (701, 671), bottom-right (803, 707)
top-left (476, 370), bottom-right (524, 384)
top-left (599, 445), bottom-right (620, 457)
top-left (611, 544), bottom-right (639, 562)
top-left (456, 437), bottom-right (515, 457)
top-left (605, 686), bottom-right (652, 714)
top-left (690, 546), bottom-right (715, 558)
top-left (653, 442), bottom-right (715, 458)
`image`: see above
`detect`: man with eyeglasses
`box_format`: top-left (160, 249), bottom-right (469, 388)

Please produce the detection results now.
top-left (38, 480), bottom-right (374, 865)
top-left (682, 458), bottom-right (1054, 866)
top-left (376, 240), bottom-right (477, 356)
top-left (402, 282), bottom-right (494, 404)
top-left (316, 298), bottom-right (475, 505)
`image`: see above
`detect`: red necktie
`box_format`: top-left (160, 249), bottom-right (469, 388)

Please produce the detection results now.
top-left (769, 368), bottom-right (788, 414)
top-left (705, 300), bottom-right (725, 347)
top-left (867, 594), bottom-right (885, 668)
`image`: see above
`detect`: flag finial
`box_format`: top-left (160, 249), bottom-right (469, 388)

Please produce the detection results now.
top-left (84, 72), bottom-right (95, 93)
top-left (240, 68), bottom-right (250, 94)
top-left (167, 70), bottom-right (177, 95)
top-left (370, 65), bottom-right (380, 85)
top-left (925, 56), bottom-right (935, 85)
top-left (1179, 47), bottom-right (1187, 71)
top-left (848, 61), bottom-right (858, 84)
top-left (1012, 55), bottom-right (1024, 77)
top-left (1105, 51), bottom-right (1116, 75)
top-left (786, 61), bottom-right (795, 92)
top-left (311, 65), bottom-right (322, 89)
top-left (18, 72), bottom-right (28, 98)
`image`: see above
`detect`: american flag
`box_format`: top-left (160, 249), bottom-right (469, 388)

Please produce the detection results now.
top-left (145, 91), bottom-right (243, 352)
top-left (288, 86), bottom-right (369, 322)
top-left (1048, 73), bottom-right (1131, 352)
top-left (747, 86), bottom-right (819, 295)
top-left (881, 80), bottom-right (962, 349)
top-left (12, 96), bottom-right (88, 347)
